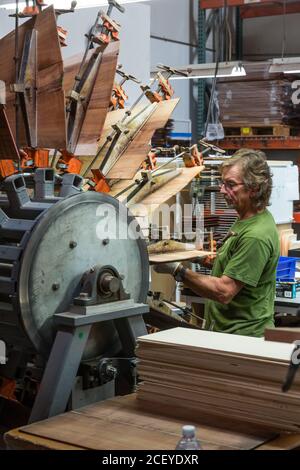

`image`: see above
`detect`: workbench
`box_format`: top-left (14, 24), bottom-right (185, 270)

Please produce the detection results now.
top-left (272, 297), bottom-right (300, 327)
top-left (4, 394), bottom-right (300, 450)
top-left (274, 297), bottom-right (300, 316)
top-left (183, 292), bottom-right (300, 326)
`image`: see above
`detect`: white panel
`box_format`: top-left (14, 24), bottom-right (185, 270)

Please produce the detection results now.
top-left (268, 163), bottom-right (299, 224)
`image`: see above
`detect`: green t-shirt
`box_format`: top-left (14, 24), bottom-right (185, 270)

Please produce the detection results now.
top-left (204, 209), bottom-right (280, 337)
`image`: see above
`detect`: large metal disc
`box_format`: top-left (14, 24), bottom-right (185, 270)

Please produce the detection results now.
top-left (18, 192), bottom-right (149, 356)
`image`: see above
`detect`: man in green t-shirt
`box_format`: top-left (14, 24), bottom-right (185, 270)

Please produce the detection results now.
top-left (154, 149), bottom-right (280, 337)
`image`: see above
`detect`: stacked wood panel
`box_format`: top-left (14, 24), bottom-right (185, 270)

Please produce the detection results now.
top-left (136, 328), bottom-right (300, 432)
top-left (217, 62), bottom-right (300, 128)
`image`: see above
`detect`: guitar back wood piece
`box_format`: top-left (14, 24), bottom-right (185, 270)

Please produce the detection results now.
top-left (0, 106), bottom-right (19, 160)
top-left (142, 167), bottom-right (202, 206)
top-left (63, 41), bottom-right (120, 156)
top-left (106, 98), bottom-right (179, 180)
top-left (0, 6), bottom-right (66, 149)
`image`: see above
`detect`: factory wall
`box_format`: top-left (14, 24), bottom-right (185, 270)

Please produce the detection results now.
top-left (150, 0), bottom-right (198, 136)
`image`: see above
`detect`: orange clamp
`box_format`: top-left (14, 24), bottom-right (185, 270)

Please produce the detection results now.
top-left (142, 151), bottom-right (157, 170)
top-left (57, 150), bottom-right (82, 174)
top-left (0, 160), bottom-right (17, 179)
top-left (90, 169), bottom-right (111, 193)
top-left (21, 148), bottom-right (50, 169)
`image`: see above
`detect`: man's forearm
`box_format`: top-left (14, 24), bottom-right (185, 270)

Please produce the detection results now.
top-left (183, 269), bottom-right (232, 304)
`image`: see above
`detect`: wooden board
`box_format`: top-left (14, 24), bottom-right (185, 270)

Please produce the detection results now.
top-left (128, 167), bottom-right (204, 219)
top-left (106, 99), bottom-right (179, 180)
top-left (0, 6), bottom-right (66, 149)
top-left (64, 41), bottom-right (119, 156)
top-left (63, 50), bottom-right (91, 100)
top-left (78, 107), bottom-right (147, 176)
top-left (109, 167), bottom-right (182, 205)
top-left (0, 106), bottom-right (19, 160)
top-left (110, 166), bottom-right (203, 215)
top-left (137, 342), bottom-right (295, 385)
top-left (98, 108), bottom-right (127, 146)
top-left (109, 177), bottom-right (139, 197)
top-left (137, 328), bottom-right (295, 360)
top-left (149, 250), bottom-right (212, 264)
top-left (136, 328), bottom-right (300, 433)
top-left (4, 428), bottom-right (84, 450)
top-left (256, 433), bottom-right (300, 451)
top-left (265, 327), bottom-right (300, 343)
top-left (137, 384), bottom-right (300, 432)
top-left (4, 394), bottom-right (280, 451)
top-left (141, 167), bottom-right (203, 206)
top-left (38, 64), bottom-right (66, 149)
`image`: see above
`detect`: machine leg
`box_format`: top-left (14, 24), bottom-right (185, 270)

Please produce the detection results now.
top-left (114, 315), bottom-right (147, 356)
top-left (29, 324), bottom-right (91, 423)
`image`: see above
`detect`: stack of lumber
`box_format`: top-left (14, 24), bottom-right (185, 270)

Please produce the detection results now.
top-left (218, 80), bottom-right (293, 126)
top-left (217, 62), bottom-right (300, 127)
top-left (136, 328), bottom-right (300, 432)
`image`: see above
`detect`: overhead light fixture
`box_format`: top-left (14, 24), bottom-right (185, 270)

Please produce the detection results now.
top-left (269, 57), bottom-right (300, 74)
top-left (0, 0), bottom-right (149, 10)
top-left (150, 61), bottom-right (246, 80)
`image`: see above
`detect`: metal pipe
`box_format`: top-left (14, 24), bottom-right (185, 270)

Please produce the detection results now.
top-left (15, 0), bottom-right (21, 171)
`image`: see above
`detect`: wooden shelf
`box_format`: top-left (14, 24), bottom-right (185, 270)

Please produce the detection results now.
top-left (241, 1), bottom-right (300, 19)
top-left (200, 0), bottom-right (276, 8)
top-left (200, 0), bottom-right (300, 19)
top-left (212, 137), bottom-right (300, 150)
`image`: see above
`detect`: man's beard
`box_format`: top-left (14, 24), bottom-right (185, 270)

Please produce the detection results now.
top-left (223, 196), bottom-right (235, 209)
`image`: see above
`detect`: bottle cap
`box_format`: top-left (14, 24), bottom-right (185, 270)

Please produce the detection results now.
top-left (182, 425), bottom-right (196, 438)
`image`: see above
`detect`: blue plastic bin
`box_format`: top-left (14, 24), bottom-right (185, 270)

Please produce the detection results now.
top-left (276, 256), bottom-right (298, 281)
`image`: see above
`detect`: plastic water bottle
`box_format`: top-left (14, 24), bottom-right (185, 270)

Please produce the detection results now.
top-left (175, 425), bottom-right (202, 450)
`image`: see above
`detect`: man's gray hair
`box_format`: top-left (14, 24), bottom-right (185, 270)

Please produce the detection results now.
top-left (221, 149), bottom-right (272, 210)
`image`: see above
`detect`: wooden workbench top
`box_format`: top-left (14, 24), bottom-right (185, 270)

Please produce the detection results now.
top-left (4, 394), bottom-right (300, 451)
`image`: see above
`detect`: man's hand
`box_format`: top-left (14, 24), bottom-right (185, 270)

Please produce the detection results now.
top-left (153, 262), bottom-right (181, 276)
top-left (192, 254), bottom-right (216, 269)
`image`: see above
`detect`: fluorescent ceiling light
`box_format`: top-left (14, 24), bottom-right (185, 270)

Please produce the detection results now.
top-left (0, 0), bottom-right (148, 10)
top-left (269, 57), bottom-right (300, 74)
top-left (151, 61), bottom-right (246, 80)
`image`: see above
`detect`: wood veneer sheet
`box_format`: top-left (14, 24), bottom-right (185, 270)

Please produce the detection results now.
top-left (149, 250), bottom-right (212, 264)
top-left (0, 106), bottom-right (19, 159)
top-left (0, 6), bottom-right (66, 149)
top-left (140, 167), bottom-right (203, 206)
top-left (137, 327), bottom-right (295, 361)
top-left (106, 99), bottom-right (179, 180)
top-left (71, 41), bottom-right (119, 155)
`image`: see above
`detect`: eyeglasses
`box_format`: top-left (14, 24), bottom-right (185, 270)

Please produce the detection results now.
top-left (219, 181), bottom-right (245, 190)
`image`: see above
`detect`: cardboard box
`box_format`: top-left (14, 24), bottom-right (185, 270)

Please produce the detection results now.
top-left (276, 281), bottom-right (300, 299)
